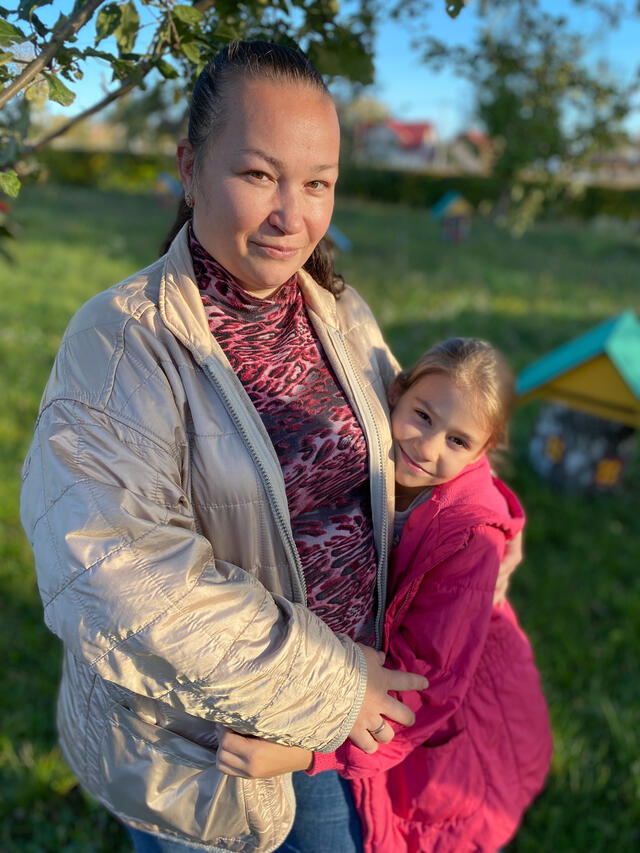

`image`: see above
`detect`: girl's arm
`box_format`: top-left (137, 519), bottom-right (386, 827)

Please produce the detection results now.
top-left (219, 524), bottom-right (504, 778)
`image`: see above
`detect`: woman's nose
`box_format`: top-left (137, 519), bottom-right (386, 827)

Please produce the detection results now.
top-left (267, 186), bottom-right (304, 234)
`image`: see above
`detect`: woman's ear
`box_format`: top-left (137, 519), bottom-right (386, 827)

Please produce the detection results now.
top-left (176, 138), bottom-right (195, 194)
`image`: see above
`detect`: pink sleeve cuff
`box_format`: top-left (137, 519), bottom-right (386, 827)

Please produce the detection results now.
top-left (305, 750), bottom-right (341, 776)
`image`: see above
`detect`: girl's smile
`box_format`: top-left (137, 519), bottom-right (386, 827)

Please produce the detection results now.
top-left (391, 371), bottom-right (492, 508)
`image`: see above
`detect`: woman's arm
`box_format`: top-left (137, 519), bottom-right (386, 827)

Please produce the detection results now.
top-left (22, 395), bottom-right (424, 752)
top-left (218, 525), bottom-right (504, 777)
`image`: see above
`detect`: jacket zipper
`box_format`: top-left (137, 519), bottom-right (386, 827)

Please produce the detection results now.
top-left (328, 328), bottom-right (388, 650)
top-left (201, 360), bottom-right (307, 606)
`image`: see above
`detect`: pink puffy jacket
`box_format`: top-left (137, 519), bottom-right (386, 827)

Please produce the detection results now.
top-left (311, 456), bottom-right (552, 852)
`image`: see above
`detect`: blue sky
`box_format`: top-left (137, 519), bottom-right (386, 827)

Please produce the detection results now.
top-left (38, 1), bottom-right (640, 139)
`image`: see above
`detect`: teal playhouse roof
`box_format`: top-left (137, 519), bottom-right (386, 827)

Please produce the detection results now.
top-left (516, 310), bottom-right (640, 400)
top-left (431, 191), bottom-right (471, 219)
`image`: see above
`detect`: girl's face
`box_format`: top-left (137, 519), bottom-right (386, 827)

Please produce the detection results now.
top-left (391, 372), bottom-right (492, 506)
top-left (177, 77), bottom-right (340, 298)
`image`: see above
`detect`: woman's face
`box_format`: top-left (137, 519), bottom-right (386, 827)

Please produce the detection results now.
top-left (178, 77), bottom-right (340, 298)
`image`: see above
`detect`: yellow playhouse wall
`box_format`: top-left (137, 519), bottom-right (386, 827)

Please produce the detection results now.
top-left (520, 355), bottom-right (640, 428)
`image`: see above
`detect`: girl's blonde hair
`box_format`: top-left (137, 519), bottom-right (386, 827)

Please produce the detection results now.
top-left (395, 337), bottom-right (515, 450)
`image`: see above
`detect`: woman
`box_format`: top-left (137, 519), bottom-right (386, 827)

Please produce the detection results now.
top-left (20, 41), bottom-right (428, 853)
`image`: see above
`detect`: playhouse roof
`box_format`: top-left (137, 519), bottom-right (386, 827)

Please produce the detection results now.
top-left (516, 310), bottom-right (640, 427)
top-left (432, 191), bottom-right (473, 219)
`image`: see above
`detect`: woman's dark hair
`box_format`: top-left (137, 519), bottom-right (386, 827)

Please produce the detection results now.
top-left (160, 40), bottom-right (344, 296)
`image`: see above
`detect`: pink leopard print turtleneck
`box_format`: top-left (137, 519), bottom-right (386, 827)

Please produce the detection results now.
top-left (189, 229), bottom-right (377, 643)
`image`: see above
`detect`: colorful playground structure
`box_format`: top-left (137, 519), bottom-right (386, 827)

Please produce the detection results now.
top-left (516, 311), bottom-right (640, 490)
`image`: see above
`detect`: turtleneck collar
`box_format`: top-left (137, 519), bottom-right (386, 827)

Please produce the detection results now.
top-left (188, 225), bottom-right (299, 318)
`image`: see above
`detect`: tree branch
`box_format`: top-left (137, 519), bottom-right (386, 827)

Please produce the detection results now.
top-left (17, 0), bottom-right (218, 160)
top-left (24, 79), bottom-right (139, 155)
top-left (0, 0), bottom-right (107, 110)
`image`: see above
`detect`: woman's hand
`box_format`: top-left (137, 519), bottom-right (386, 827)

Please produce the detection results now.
top-left (216, 728), bottom-right (313, 778)
top-left (493, 529), bottom-right (524, 606)
top-left (348, 644), bottom-right (429, 755)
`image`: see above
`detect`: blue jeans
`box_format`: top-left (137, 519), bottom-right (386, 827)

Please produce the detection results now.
top-left (126, 771), bottom-right (363, 853)
top-left (274, 770), bottom-right (363, 853)
top-left (126, 825), bottom-right (206, 852)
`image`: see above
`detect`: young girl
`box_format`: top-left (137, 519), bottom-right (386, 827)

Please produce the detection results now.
top-left (217, 337), bottom-right (552, 853)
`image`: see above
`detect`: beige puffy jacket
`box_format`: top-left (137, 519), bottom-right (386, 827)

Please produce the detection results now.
top-left (20, 226), bottom-right (399, 852)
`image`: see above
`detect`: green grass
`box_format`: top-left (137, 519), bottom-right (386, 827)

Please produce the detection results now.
top-left (1, 184), bottom-right (639, 851)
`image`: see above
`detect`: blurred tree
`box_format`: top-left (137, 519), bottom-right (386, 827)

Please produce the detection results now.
top-left (403, 0), bottom-right (640, 230)
top-left (106, 81), bottom-right (187, 153)
top-left (335, 92), bottom-right (390, 162)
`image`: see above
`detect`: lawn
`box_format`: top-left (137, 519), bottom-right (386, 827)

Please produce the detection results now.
top-left (1, 184), bottom-right (639, 851)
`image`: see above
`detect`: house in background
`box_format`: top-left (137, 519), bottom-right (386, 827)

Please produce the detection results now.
top-left (447, 129), bottom-right (495, 175)
top-left (354, 119), bottom-right (438, 169)
top-left (517, 311), bottom-right (640, 490)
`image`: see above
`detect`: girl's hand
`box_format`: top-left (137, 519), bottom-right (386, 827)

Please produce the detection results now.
top-left (216, 728), bottom-right (313, 778)
top-left (493, 529), bottom-right (524, 605)
top-left (348, 644), bottom-right (429, 755)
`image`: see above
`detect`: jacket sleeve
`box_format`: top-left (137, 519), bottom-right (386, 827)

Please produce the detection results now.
top-left (310, 524), bottom-right (504, 776)
top-left (20, 389), bottom-right (365, 753)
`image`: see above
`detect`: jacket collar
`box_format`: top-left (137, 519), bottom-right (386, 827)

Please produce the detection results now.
top-left (159, 224), bottom-right (215, 363)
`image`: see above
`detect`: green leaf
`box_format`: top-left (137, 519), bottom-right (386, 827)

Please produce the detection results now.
top-left (31, 12), bottom-right (48, 37)
top-left (154, 57), bottom-right (178, 79)
top-left (95, 3), bottom-right (121, 45)
top-left (83, 46), bottom-right (118, 63)
top-left (445, 0), bottom-right (466, 18)
top-left (0, 20), bottom-right (27, 46)
top-left (172, 5), bottom-right (204, 25)
top-left (0, 169), bottom-right (21, 198)
top-left (17, 0), bottom-right (53, 21)
top-left (180, 41), bottom-right (201, 64)
top-left (111, 57), bottom-right (136, 80)
top-left (115, 1), bottom-right (140, 54)
top-left (42, 71), bottom-right (75, 106)
top-left (0, 51), bottom-right (13, 66)
top-left (110, 56), bottom-right (144, 84)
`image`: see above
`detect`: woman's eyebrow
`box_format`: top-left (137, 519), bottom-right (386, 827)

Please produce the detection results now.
top-left (239, 147), bottom-right (338, 172)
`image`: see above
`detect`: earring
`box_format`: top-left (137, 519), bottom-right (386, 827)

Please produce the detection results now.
top-left (185, 191), bottom-right (194, 209)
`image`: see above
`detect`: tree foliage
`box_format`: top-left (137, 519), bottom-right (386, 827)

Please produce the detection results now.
top-left (408, 0), bottom-right (640, 229)
top-left (1, 0), bottom-right (639, 237)
top-left (0, 0), bottom-right (389, 189)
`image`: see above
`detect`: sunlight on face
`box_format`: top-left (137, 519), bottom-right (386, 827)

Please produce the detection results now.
top-left (391, 372), bottom-right (492, 508)
top-left (178, 77), bottom-right (340, 298)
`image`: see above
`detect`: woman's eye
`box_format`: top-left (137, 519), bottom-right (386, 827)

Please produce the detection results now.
top-left (307, 180), bottom-right (327, 191)
top-left (247, 170), bottom-right (270, 181)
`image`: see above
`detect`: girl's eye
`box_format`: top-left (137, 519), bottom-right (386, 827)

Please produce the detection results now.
top-left (415, 410), bottom-right (431, 424)
top-left (449, 436), bottom-right (467, 449)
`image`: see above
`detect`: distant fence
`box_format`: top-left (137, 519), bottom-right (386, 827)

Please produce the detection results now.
top-left (36, 150), bottom-right (640, 220)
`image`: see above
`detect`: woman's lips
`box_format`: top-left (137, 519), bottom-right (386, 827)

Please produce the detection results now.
top-left (252, 241), bottom-right (301, 259)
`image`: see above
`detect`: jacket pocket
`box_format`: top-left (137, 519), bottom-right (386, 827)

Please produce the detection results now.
top-left (98, 701), bottom-right (284, 849)
top-left (386, 728), bottom-right (486, 825)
